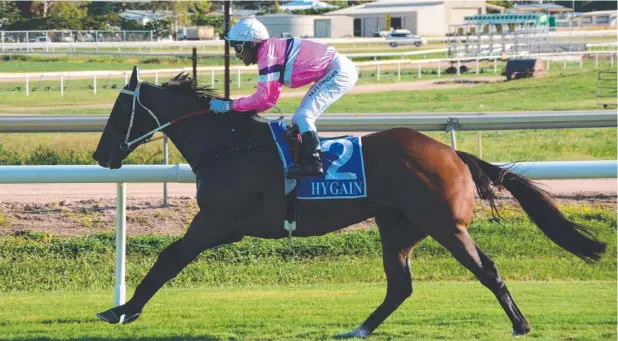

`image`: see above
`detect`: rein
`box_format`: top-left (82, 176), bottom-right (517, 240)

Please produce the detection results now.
top-left (118, 81), bottom-right (212, 151)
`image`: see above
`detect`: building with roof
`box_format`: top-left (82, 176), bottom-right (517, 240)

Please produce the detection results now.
top-left (205, 9), bottom-right (260, 20)
top-left (323, 0), bottom-right (486, 37)
top-left (508, 3), bottom-right (572, 14)
top-left (119, 10), bottom-right (175, 25)
top-left (569, 10), bottom-right (617, 28)
top-left (280, 0), bottom-right (340, 11)
top-left (256, 13), bottom-right (353, 38)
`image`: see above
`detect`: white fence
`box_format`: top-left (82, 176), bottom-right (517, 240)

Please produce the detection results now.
top-left (2, 50), bottom-right (616, 97)
top-left (2, 29), bottom-right (615, 51)
top-left (0, 111), bottom-right (615, 133)
top-left (0, 160), bottom-right (615, 306)
top-left (1, 162), bottom-right (615, 184)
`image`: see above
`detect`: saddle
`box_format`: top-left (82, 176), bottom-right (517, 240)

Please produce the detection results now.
top-left (276, 123), bottom-right (367, 245)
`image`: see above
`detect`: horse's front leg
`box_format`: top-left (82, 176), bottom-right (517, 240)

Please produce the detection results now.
top-left (96, 210), bottom-right (243, 324)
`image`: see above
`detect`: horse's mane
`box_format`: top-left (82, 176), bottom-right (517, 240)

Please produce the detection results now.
top-left (161, 73), bottom-right (219, 100)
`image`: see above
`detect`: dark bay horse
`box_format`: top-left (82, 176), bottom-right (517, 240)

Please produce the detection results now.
top-left (93, 67), bottom-right (606, 338)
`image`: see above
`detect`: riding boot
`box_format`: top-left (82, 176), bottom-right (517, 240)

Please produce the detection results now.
top-left (286, 131), bottom-right (323, 178)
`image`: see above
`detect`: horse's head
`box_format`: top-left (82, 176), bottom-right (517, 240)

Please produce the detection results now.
top-left (93, 66), bottom-right (162, 169)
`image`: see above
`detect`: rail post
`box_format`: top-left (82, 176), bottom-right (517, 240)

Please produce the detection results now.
top-left (163, 136), bottom-right (169, 207)
top-left (446, 117), bottom-right (459, 150)
top-left (114, 183), bottom-right (127, 306)
top-left (224, 1), bottom-right (231, 99)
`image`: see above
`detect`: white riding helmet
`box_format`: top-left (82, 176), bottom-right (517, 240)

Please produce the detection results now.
top-left (226, 16), bottom-right (269, 43)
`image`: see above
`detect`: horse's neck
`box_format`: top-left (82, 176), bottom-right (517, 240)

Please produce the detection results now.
top-left (147, 88), bottom-right (273, 172)
top-left (162, 110), bottom-right (271, 172)
top-left (145, 90), bottom-right (212, 170)
top-left (163, 115), bottom-right (216, 171)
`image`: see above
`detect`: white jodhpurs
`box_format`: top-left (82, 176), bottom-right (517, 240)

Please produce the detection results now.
top-left (293, 53), bottom-right (358, 133)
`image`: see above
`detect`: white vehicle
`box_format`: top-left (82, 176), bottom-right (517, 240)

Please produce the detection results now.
top-left (385, 29), bottom-right (427, 48)
top-left (372, 30), bottom-right (390, 37)
top-left (29, 36), bottom-right (52, 43)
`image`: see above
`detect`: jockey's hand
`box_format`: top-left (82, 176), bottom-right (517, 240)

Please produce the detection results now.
top-left (209, 99), bottom-right (231, 114)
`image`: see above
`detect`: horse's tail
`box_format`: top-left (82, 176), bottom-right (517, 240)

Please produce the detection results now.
top-left (456, 151), bottom-right (606, 263)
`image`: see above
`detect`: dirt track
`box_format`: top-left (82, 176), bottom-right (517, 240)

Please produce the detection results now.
top-left (0, 179), bottom-right (614, 237)
top-left (0, 179), bottom-right (615, 203)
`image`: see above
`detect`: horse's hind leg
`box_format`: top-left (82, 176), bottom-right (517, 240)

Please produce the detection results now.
top-left (96, 211), bottom-right (243, 324)
top-left (432, 225), bottom-right (530, 336)
top-left (335, 207), bottom-right (426, 339)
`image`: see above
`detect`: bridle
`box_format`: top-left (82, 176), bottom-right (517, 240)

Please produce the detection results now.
top-left (118, 82), bottom-right (163, 152)
top-left (117, 81), bottom-right (211, 152)
top-left (115, 80), bottom-right (282, 153)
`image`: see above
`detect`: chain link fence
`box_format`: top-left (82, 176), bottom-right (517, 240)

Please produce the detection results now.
top-left (1, 30), bottom-right (153, 43)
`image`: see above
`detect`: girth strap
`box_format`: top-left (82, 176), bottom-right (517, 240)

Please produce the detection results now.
top-left (282, 122), bottom-right (300, 246)
top-left (284, 185), bottom-right (298, 247)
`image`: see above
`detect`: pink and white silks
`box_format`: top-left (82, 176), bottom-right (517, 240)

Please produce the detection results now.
top-left (232, 38), bottom-right (358, 133)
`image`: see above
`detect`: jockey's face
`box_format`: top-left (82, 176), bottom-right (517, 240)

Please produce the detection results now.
top-left (234, 42), bottom-right (258, 66)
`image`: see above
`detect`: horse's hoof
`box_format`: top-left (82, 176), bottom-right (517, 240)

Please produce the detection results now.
top-left (512, 322), bottom-right (531, 337)
top-left (96, 308), bottom-right (141, 325)
top-left (333, 325), bottom-right (370, 339)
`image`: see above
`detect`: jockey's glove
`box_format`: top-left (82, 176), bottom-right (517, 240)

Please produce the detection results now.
top-left (209, 99), bottom-right (231, 113)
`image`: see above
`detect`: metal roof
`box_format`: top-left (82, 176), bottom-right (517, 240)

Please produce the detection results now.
top-left (280, 0), bottom-right (339, 11)
top-left (119, 10), bottom-right (174, 21)
top-left (324, 0), bottom-right (443, 16)
top-left (464, 13), bottom-right (550, 24)
top-left (514, 3), bottom-right (571, 10)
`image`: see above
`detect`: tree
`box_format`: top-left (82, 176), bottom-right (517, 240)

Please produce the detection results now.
top-left (487, 1), bottom-right (514, 9)
top-left (346, 0), bottom-right (372, 5)
top-left (187, 1), bottom-right (212, 15)
top-left (0, 1), bottom-right (21, 29)
top-left (48, 1), bottom-right (87, 20)
top-left (87, 1), bottom-right (119, 16)
top-left (325, 0), bottom-right (348, 7)
top-left (32, 0), bottom-right (59, 17)
top-left (272, 0), bottom-right (280, 13)
top-left (146, 19), bottom-right (173, 39)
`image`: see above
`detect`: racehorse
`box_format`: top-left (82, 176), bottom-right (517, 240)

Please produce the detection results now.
top-left (93, 67), bottom-right (606, 338)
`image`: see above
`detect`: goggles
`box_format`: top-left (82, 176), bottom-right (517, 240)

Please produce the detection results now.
top-left (233, 42), bottom-right (245, 54)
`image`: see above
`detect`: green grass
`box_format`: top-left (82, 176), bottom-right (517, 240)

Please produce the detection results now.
top-left (0, 203), bottom-right (615, 292)
top-left (0, 49), bottom-right (449, 74)
top-left (1, 61), bottom-right (615, 110)
top-left (283, 67), bottom-right (616, 113)
top-left (0, 66), bottom-right (507, 109)
top-left (0, 54), bottom-right (245, 72)
top-left (0, 282), bottom-right (614, 341)
top-left (0, 127), bottom-right (614, 166)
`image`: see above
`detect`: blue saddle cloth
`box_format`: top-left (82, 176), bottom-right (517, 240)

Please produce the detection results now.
top-left (268, 120), bottom-right (367, 200)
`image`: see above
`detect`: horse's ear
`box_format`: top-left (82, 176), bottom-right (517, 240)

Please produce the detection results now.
top-left (129, 66), bottom-right (139, 88)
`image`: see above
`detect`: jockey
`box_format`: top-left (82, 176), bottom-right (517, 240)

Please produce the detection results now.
top-left (209, 16), bottom-right (358, 179)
